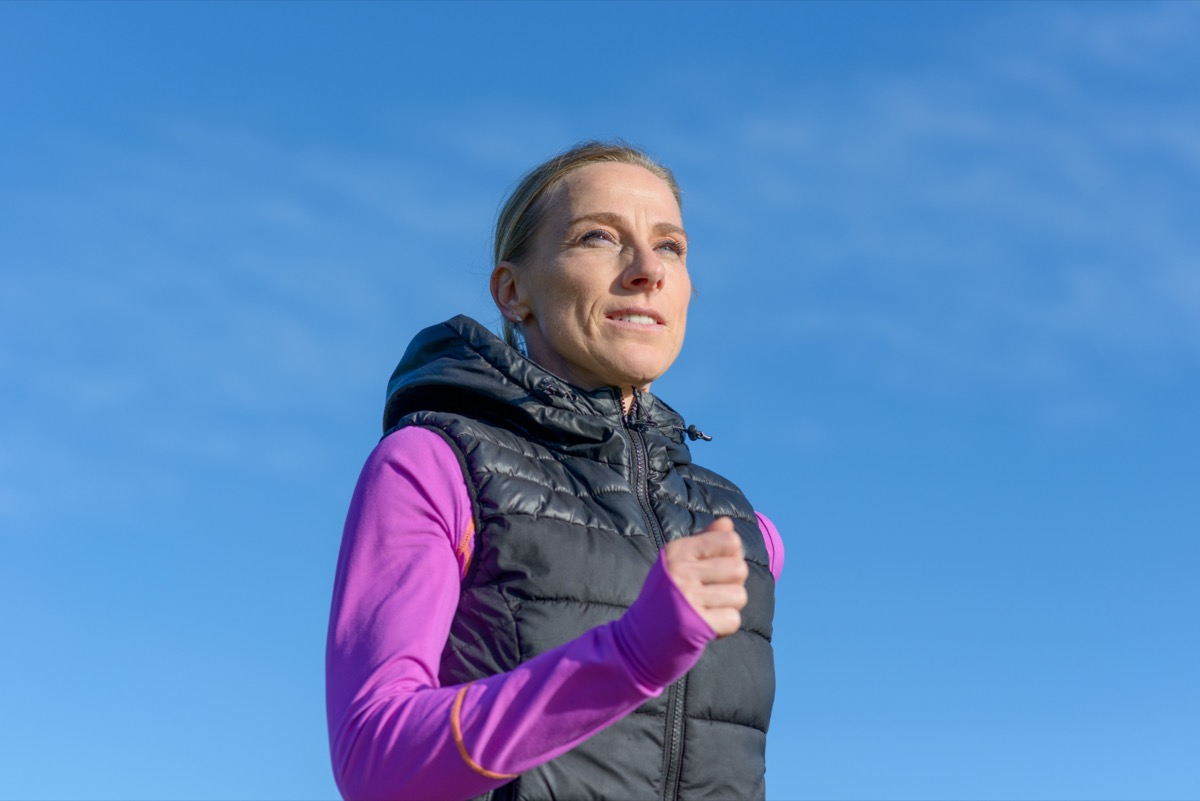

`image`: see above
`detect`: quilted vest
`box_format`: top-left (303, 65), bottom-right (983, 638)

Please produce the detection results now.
top-left (384, 317), bottom-right (776, 801)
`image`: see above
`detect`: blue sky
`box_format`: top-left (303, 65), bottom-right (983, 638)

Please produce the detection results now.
top-left (2, 2), bottom-right (1198, 799)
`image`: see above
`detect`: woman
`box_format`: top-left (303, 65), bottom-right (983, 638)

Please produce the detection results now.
top-left (327, 142), bottom-right (783, 801)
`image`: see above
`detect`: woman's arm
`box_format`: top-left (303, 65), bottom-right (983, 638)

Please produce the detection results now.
top-left (325, 427), bottom-right (719, 801)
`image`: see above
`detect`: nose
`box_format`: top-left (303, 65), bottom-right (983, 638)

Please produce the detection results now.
top-left (622, 243), bottom-right (665, 291)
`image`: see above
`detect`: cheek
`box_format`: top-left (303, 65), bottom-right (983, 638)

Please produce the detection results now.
top-left (525, 268), bottom-right (568, 315)
top-left (537, 269), bottom-right (597, 319)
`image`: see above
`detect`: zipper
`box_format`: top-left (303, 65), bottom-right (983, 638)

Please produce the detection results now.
top-left (660, 674), bottom-right (687, 801)
top-left (626, 412), bottom-right (667, 550)
top-left (620, 390), bottom-right (685, 800)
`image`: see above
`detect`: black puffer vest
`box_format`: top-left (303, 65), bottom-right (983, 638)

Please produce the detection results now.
top-left (383, 317), bottom-right (775, 801)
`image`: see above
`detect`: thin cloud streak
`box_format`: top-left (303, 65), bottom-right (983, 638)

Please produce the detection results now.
top-left (670, 6), bottom-right (1200, 402)
top-left (1, 122), bottom-right (503, 532)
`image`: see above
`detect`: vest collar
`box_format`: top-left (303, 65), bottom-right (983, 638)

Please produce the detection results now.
top-left (383, 316), bottom-right (694, 455)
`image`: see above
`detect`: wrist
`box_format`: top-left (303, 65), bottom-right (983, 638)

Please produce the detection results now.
top-left (612, 552), bottom-right (715, 691)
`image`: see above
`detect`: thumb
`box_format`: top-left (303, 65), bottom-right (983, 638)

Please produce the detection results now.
top-left (690, 517), bottom-right (743, 558)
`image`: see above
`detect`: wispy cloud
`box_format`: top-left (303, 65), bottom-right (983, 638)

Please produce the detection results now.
top-left (1, 119), bottom-right (507, 530)
top-left (657, 4), bottom-right (1200, 408)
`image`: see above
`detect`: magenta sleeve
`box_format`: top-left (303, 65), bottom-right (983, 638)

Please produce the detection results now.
top-left (326, 428), bottom-right (720, 800)
top-left (756, 511), bottom-right (785, 582)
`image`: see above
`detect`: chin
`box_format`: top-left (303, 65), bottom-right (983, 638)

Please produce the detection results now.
top-left (604, 350), bottom-right (676, 387)
top-left (606, 365), bottom-right (669, 390)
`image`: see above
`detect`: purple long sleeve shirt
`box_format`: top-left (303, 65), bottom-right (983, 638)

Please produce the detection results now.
top-left (326, 426), bottom-right (784, 801)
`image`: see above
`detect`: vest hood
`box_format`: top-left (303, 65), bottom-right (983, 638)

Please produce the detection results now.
top-left (383, 315), bottom-right (695, 459)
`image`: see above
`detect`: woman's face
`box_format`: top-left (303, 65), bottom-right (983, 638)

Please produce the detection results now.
top-left (495, 162), bottom-right (691, 395)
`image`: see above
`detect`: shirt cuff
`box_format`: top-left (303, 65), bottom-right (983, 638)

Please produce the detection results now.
top-left (612, 551), bottom-right (716, 692)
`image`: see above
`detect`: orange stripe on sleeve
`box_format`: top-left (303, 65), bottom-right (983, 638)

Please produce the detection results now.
top-left (455, 518), bottom-right (475, 580)
top-left (451, 683), bottom-right (518, 780)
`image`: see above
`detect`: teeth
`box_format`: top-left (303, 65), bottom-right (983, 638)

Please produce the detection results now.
top-left (612, 313), bottom-right (657, 324)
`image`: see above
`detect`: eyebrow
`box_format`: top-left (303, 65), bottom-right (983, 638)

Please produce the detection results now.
top-left (567, 212), bottom-right (688, 240)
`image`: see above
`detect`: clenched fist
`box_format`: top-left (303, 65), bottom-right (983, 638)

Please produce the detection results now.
top-left (663, 517), bottom-right (749, 638)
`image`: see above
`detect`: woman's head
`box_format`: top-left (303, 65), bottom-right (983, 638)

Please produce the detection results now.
top-left (491, 142), bottom-right (691, 399)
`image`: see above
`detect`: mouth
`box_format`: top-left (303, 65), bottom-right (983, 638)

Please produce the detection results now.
top-left (606, 309), bottom-right (664, 326)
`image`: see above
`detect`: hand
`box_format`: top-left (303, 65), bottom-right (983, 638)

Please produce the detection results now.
top-left (662, 517), bottom-right (749, 639)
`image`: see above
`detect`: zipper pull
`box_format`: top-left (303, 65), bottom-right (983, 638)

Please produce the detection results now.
top-left (622, 387), bottom-right (640, 425)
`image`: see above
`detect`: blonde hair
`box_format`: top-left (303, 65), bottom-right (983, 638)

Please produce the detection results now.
top-left (493, 141), bottom-right (682, 349)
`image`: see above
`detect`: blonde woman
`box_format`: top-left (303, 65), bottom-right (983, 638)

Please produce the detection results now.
top-left (327, 142), bottom-right (783, 801)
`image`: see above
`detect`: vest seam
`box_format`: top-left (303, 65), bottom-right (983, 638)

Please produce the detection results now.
top-left (578, 487), bottom-right (637, 497)
top-left (666, 497), bottom-right (756, 515)
top-left (443, 617), bottom-right (517, 658)
top-left (686, 475), bottom-right (742, 491)
top-left (478, 511), bottom-right (644, 538)
top-left (475, 472), bottom-right (635, 500)
top-left (508, 596), bottom-right (639, 610)
top-left (629, 707), bottom-right (667, 718)
top-left (677, 466), bottom-right (743, 492)
top-left (682, 714), bottom-right (769, 735)
top-left (463, 430), bottom-right (628, 470)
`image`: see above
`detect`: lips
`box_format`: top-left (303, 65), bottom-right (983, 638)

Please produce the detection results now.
top-left (607, 308), bottom-right (663, 325)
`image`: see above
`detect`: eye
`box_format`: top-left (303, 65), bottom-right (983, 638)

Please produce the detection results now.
top-left (656, 238), bottom-right (686, 257)
top-left (579, 229), bottom-right (617, 246)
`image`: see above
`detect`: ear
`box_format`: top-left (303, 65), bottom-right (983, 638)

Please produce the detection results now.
top-left (491, 261), bottom-right (529, 322)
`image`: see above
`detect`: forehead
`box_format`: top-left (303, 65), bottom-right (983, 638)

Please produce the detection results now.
top-left (546, 162), bottom-right (682, 225)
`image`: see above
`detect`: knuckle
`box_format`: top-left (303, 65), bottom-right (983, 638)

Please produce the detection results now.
top-left (717, 609), bottom-right (743, 637)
